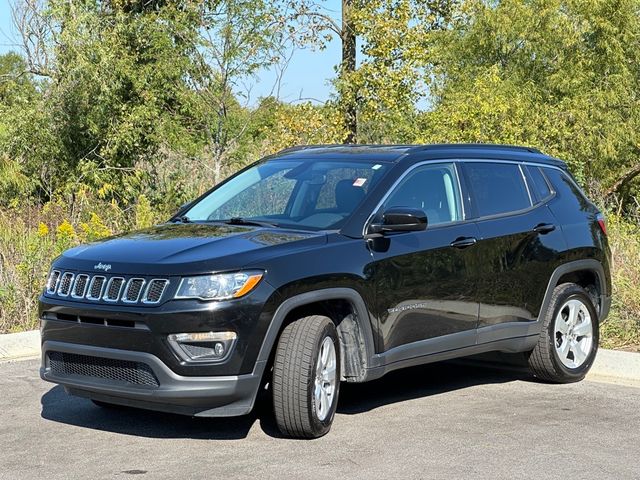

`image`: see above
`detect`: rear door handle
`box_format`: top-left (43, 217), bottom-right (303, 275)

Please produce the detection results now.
top-left (533, 223), bottom-right (556, 234)
top-left (450, 237), bottom-right (477, 249)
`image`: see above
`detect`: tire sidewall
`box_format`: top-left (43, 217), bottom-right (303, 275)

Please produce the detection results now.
top-left (307, 321), bottom-right (341, 436)
top-left (548, 288), bottom-right (600, 380)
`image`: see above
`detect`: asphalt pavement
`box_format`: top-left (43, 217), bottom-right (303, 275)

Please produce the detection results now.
top-left (1, 358), bottom-right (638, 480)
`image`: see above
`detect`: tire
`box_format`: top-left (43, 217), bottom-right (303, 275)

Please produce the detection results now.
top-left (272, 315), bottom-right (341, 439)
top-left (528, 283), bottom-right (599, 383)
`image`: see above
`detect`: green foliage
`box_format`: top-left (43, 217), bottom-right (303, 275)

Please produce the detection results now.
top-left (420, 0), bottom-right (640, 199)
top-left (336, 0), bottom-right (458, 142)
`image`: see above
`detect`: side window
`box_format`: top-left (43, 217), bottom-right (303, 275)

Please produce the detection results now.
top-left (383, 163), bottom-right (462, 226)
top-left (464, 162), bottom-right (531, 217)
top-left (315, 167), bottom-right (377, 210)
top-left (526, 165), bottom-right (552, 202)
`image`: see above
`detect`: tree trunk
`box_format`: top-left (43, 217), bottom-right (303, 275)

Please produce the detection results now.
top-left (341, 0), bottom-right (357, 144)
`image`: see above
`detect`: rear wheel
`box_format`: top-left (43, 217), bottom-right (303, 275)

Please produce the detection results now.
top-left (529, 283), bottom-right (599, 383)
top-left (272, 315), bottom-right (340, 438)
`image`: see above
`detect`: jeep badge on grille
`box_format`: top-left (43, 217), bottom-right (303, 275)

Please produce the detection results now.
top-left (93, 262), bottom-right (112, 272)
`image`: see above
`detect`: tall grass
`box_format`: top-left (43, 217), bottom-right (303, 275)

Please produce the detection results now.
top-left (0, 198), bottom-right (158, 333)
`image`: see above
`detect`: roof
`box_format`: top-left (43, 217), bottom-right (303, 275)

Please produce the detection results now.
top-left (274, 144), bottom-right (565, 168)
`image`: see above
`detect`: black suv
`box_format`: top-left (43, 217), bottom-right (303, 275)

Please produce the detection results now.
top-left (40, 144), bottom-right (611, 438)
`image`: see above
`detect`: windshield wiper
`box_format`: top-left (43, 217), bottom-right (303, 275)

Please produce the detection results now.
top-left (218, 217), bottom-right (279, 228)
top-left (172, 215), bottom-right (191, 224)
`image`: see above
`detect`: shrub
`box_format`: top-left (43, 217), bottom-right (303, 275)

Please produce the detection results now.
top-left (601, 212), bottom-right (640, 351)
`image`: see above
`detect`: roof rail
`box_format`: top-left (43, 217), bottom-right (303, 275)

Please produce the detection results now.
top-left (418, 143), bottom-right (543, 154)
top-left (276, 143), bottom-right (544, 156)
top-left (276, 144), bottom-right (346, 154)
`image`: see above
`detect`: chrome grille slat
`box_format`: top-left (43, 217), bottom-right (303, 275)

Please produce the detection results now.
top-left (103, 277), bottom-right (125, 302)
top-left (123, 278), bottom-right (145, 303)
top-left (71, 274), bottom-right (89, 299)
top-left (46, 270), bottom-right (61, 294)
top-left (86, 276), bottom-right (106, 301)
top-left (57, 273), bottom-right (74, 297)
top-left (143, 279), bottom-right (169, 304)
top-left (45, 272), bottom-right (169, 305)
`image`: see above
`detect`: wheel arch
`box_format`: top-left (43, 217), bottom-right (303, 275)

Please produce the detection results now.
top-left (255, 288), bottom-right (376, 384)
top-left (539, 259), bottom-right (610, 322)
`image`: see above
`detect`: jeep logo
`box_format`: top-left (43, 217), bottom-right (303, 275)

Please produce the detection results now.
top-left (93, 262), bottom-right (112, 272)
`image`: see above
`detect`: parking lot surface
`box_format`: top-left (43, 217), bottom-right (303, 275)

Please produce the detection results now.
top-left (1, 358), bottom-right (638, 479)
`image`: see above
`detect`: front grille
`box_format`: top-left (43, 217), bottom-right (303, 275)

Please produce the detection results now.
top-left (144, 279), bottom-right (169, 304)
top-left (103, 277), bottom-right (125, 302)
top-left (57, 273), bottom-right (74, 296)
top-left (45, 271), bottom-right (169, 305)
top-left (48, 351), bottom-right (159, 388)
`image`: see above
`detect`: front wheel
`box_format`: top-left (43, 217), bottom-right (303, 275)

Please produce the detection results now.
top-left (272, 315), bottom-right (341, 438)
top-left (528, 283), bottom-right (599, 383)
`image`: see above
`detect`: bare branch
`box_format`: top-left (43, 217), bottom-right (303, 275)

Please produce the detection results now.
top-left (10, 0), bottom-right (56, 77)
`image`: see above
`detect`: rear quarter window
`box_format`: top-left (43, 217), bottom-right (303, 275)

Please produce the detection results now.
top-left (464, 162), bottom-right (532, 217)
top-left (526, 166), bottom-right (552, 202)
top-left (542, 167), bottom-right (592, 212)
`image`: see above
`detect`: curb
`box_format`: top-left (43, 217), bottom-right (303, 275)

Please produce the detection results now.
top-left (588, 348), bottom-right (640, 386)
top-left (0, 330), bottom-right (639, 385)
top-left (0, 330), bottom-right (41, 362)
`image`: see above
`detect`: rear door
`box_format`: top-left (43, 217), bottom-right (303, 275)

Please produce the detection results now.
top-left (460, 161), bottom-right (566, 341)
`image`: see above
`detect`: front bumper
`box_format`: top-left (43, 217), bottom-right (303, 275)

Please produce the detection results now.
top-left (40, 340), bottom-right (264, 416)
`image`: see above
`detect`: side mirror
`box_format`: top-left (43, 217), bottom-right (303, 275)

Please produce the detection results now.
top-left (369, 207), bottom-right (428, 234)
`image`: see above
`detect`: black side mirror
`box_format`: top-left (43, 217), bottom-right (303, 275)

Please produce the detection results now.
top-left (369, 207), bottom-right (428, 234)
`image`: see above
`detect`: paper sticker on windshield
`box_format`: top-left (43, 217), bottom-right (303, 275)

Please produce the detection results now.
top-left (353, 178), bottom-right (367, 187)
top-left (372, 164), bottom-right (382, 170)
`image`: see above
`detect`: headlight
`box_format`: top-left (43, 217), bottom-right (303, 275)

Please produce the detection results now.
top-left (174, 271), bottom-right (263, 300)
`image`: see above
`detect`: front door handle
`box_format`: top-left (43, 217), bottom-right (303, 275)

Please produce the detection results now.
top-left (533, 223), bottom-right (556, 234)
top-left (450, 237), bottom-right (477, 249)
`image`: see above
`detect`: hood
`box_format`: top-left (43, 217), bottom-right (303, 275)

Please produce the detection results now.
top-left (54, 223), bottom-right (327, 275)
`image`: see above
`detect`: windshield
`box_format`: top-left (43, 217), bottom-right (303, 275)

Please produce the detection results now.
top-left (184, 159), bottom-right (391, 231)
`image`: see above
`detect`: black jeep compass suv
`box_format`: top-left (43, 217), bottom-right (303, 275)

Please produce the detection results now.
top-left (40, 144), bottom-right (611, 438)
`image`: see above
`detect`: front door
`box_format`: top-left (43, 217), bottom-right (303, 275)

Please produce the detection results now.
top-left (367, 162), bottom-right (480, 355)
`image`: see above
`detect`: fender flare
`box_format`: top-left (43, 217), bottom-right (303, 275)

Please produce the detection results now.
top-left (252, 288), bottom-right (377, 381)
top-left (538, 259), bottom-right (609, 322)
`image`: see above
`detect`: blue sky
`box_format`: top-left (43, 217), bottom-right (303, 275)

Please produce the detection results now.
top-left (0, 0), bottom-right (341, 104)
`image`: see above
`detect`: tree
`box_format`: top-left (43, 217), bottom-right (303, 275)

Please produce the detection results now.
top-left (298, 0), bottom-right (457, 143)
top-left (421, 0), bottom-right (640, 206)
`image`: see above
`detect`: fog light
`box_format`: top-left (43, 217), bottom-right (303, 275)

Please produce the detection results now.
top-left (167, 331), bottom-right (237, 363)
